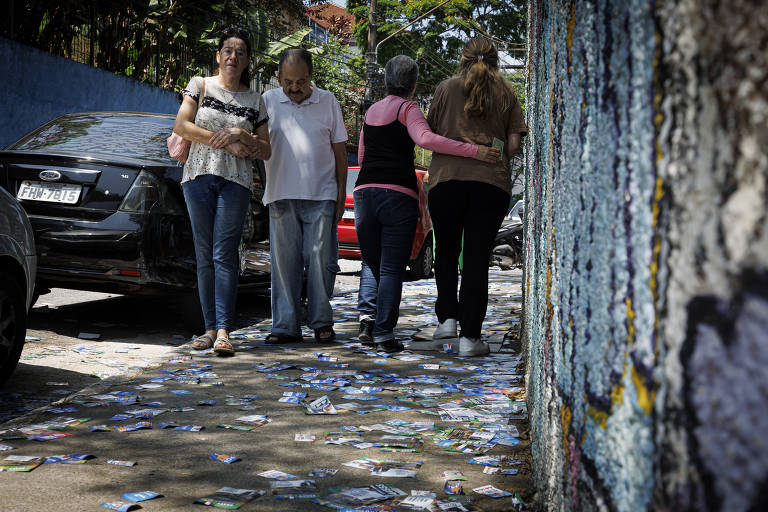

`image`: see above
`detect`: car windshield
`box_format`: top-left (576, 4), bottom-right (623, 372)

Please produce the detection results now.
top-left (8, 113), bottom-right (178, 166)
top-left (346, 167), bottom-right (360, 195)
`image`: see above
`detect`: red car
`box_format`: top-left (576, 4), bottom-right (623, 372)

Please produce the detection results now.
top-left (338, 165), bottom-right (434, 279)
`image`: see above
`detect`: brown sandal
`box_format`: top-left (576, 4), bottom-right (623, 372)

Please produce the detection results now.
top-left (191, 333), bottom-right (214, 350)
top-left (213, 337), bottom-right (235, 356)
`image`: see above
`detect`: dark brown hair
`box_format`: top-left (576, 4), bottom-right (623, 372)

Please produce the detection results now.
top-left (217, 27), bottom-right (252, 87)
top-left (457, 38), bottom-right (515, 117)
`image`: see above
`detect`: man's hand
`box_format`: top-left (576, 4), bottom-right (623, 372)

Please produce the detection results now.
top-left (331, 141), bottom-right (348, 225)
top-left (334, 191), bottom-right (345, 225)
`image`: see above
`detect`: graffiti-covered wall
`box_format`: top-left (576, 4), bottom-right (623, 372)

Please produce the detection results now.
top-left (523, 1), bottom-right (768, 510)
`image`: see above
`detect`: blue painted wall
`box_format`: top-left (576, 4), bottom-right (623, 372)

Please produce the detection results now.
top-left (0, 37), bottom-right (179, 148)
top-left (524, 0), bottom-right (768, 510)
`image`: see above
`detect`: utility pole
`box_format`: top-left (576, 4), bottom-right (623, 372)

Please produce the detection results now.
top-left (363, 0), bottom-right (377, 113)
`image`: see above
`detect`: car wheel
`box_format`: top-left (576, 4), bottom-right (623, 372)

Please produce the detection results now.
top-left (407, 233), bottom-right (434, 280)
top-left (0, 273), bottom-right (26, 386)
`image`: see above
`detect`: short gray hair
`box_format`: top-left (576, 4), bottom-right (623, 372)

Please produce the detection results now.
top-left (385, 55), bottom-right (419, 97)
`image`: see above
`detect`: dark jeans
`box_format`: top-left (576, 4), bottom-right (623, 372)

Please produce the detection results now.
top-left (354, 187), bottom-right (419, 340)
top-left (428, 180), bottom-right (509, 338)
top-left (357, 259), bottom-right (377, 321)
top-left (182, 174), bottom-right (250, 331)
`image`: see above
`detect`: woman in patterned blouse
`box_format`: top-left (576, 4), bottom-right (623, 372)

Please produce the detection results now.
top-left (172, 27), bottom-right (271, 356)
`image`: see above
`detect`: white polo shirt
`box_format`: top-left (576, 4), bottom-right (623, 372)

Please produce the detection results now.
top-left (262, 85), bottom-right (348, 205)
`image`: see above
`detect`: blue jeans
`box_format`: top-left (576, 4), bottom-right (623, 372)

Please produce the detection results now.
top-left (358, 259), bottom-right (376, 321)
top-left (269, 199), bottom-right (339, 336)
top-left (182, 175), bottom-right (250, 331)
top-left (354, 188), bottom-right (419, 341)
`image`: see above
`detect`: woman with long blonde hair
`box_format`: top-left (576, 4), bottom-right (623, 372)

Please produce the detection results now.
top-left (423, 38), bottom-right (527, 357)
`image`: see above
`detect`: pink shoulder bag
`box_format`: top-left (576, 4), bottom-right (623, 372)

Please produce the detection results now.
top-left (167, 78), bottom-right (206, 163)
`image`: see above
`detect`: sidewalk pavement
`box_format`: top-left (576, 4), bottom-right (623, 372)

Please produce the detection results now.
top-left (0, 269), bottom-right (529, 511)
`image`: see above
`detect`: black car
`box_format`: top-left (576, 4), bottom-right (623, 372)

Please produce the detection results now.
top-left (0, 112), bottom-right (269, 300)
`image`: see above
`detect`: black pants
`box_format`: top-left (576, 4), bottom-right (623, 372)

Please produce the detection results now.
top-left (428, 180), bottom-right (510, 338)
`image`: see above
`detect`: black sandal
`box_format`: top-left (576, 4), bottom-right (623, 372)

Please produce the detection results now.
top-left (314, 326), bottom-right (336, 343)
top-left (264, 333), bottom-right (303, 345)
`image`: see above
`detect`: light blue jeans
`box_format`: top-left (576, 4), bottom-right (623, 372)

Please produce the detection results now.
top-left (268, 199), bottom-right (339, 336)
top-left (182, 174), bottom-right (250, 331)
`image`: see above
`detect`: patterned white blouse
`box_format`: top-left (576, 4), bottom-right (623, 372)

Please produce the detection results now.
top-left (181, 76), bottom-right (268, 191)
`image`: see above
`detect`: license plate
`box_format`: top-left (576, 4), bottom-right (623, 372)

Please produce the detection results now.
top-left (342, 209), bottom-right (355, 220)
top-left (17, 180), bottom-right (82, 204)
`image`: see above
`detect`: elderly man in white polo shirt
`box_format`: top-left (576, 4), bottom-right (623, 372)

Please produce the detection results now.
top-left (261, 48), bottom-right (348, 345)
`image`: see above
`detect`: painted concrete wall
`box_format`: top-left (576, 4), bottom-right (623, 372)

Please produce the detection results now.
top-left (523, 1), bottom-right (768, 510)
top-left (0, 38), bottom-right (179, 148)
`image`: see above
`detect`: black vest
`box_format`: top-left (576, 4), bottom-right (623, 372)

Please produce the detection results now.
top-left (356, 101), bottom-right (417, 193)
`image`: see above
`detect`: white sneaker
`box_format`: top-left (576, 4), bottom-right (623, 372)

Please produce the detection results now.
top-left (459, 336), bottom-right (490, 357)
top-left (433, 319), bottom-right (458, 340)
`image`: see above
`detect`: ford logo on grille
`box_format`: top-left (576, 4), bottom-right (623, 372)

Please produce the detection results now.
top-left (39, 170), bottom-right (61, 181)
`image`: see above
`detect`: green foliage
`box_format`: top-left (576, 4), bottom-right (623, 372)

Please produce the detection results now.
top-left (7, 0), bottom-right (306, 90)
top-left (311, 39), bottom-right (366, 146)
top-left (503, 71), bottom-right (525, 112)
top-left (347, 0), bottom-right (526, 97)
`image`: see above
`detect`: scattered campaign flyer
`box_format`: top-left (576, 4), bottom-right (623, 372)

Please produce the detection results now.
top-left (217, 424), bottom-right (254, 431)
top-left (234, 414), bottom-right (270, 425)
top-left (308, 467), bottom-right (338, 477)
top-left (270, 479), bottom-right (319, 499)
top-left (43, 453), bottom-right (93, 464)
top-left (99, 501), bottom-right (140, 511)
top-left (312, 484), bottom-right (406, 509)
top-left (194, 487), bottom-right (265, 509)
top-left (303, 395), bottom-right (337, 415)
top-left (483, 466), bottom-right (519, 475)
top-left (0, 455), bottom-right (43, 472)
top-left (210, 452), bottom-right (240, 464)
top-left (441, 470), bottom-right (467, 481)
top-left (472, 485), bottom-right (513, 498)
top-left (258, 469), bottom-right (297, 480)
top-left (106, 460), bottom-right (136, 466)
top-left (294, 433), bottom-right (316, 442)
top-left (121, 490), bottom-right (162, 502)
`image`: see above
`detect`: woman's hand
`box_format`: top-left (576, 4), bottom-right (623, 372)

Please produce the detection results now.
top-left (209, 127), bottom-right (245, 149)
top-left (225, 141), bottom-right (250, 158)
top-left (475, 145), bottom-right (501, 163)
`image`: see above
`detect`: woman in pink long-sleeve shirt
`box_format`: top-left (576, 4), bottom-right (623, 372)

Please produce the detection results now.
top-left (353, 55), bottom-right (499, 353)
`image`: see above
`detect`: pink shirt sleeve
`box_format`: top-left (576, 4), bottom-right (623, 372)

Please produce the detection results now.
top-left (358, 96), bottom-right (478, 164)
top-left (400, 101), bottom-right (478, 158)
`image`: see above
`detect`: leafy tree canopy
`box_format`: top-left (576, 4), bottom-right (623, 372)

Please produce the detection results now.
top-left (347, 0), bottom-right (526, 95)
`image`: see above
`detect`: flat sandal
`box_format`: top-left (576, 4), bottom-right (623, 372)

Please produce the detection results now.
top-left (213, 336), bottom-right (235, 356)
top-left (191, 333), bottom-right (214, 350)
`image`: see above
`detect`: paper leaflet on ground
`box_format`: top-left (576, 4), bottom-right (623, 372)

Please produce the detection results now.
top-left (194, 487), bottom-right (265, 509)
